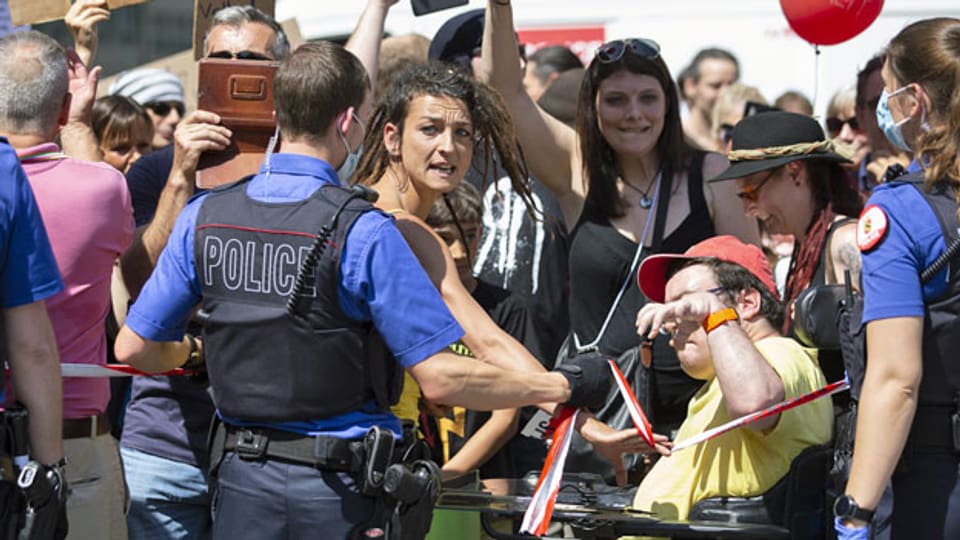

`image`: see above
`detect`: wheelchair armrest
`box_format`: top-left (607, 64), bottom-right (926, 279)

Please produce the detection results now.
top-left (688, 444), bottom-right (833, 538)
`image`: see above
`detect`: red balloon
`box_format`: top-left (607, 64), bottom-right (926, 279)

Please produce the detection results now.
top-left (780, 0), bottom-right (884, 46)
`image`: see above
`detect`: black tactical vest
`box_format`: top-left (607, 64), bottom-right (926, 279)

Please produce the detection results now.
top-left (194, 178), bottom-right (402, 423)
top-left (903, 174), bottom-right (960, 410)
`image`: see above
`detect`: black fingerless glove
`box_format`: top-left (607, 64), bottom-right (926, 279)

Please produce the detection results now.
top-left (554, 352), bottom-right (613, 411)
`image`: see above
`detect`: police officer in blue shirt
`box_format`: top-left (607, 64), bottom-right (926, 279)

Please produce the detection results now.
top-left (837, 17), bottom-right (960, 540)
top-left (0, 137), bottom-right (68, 536)
top-left (114, 41), bottom-right (609, 540)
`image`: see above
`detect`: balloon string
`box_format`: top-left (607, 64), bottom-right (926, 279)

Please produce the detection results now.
top-left (812, 44), bottom-right (821, 115)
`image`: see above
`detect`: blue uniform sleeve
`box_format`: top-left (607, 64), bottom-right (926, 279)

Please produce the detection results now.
top-left (0, 149), bottom-right (62, 307)
top-left (338, 212), bottom-right (464, 368)
top-left (861, 184), bottom-right (947, 323)
top-left (125, 194), bottom-right (204, 341)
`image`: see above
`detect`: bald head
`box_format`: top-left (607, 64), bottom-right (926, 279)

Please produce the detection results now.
top-left (0, 31), bottom-right (68, 136)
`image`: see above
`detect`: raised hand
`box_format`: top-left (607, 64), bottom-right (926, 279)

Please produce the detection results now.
top-left (64, 0), bottom-right (109, 67)
top-left (65, 48), bottom-right (101, 126)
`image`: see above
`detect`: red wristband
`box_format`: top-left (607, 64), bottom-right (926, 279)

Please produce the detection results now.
top-left (703, 308), bottom-right (738, 333)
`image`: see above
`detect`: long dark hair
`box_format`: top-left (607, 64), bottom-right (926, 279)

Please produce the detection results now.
top-left (577, 46), bottom-right (690, 218)
top-left (353, 62), bottom-right (535, 214)
top-left (885, 17), bottom-right (960, 193)
top-left (804, 160), bottom-right (863, 218)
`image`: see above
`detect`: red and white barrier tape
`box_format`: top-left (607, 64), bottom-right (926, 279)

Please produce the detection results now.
top-left (608, 360), bottom-right (657, 448)
top-left (520, 406), bottom-right (579, 535)
top-left (671, 378), bottom-right (850, 452)
top-left (59, 363), bottom-right (199, 378)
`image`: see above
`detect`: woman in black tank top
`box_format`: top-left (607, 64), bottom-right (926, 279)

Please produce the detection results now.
top-left (483, 3), bottom-right (760, 482)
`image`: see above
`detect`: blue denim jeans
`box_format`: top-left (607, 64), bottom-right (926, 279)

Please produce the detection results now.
top-left (121, 446), bottom-right (212, 540)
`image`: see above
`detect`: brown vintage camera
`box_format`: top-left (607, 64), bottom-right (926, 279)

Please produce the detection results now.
top-left (196, 58), bottom-right (281, 188)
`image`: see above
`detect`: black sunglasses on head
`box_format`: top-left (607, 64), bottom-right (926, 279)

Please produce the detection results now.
top-left (207, 50), bottom-right (273, 61)
top-left (595, 38), bottom-right (660, 64)
top-left (144, 100), bottom-right (185, 118)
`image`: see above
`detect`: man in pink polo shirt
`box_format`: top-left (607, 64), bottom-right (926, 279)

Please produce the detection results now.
top-left (0, 31), bottom-right (133, 539)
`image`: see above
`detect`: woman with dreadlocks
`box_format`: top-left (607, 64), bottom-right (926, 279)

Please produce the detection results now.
top-left (708, 110), bottom-right (863, 385)
top-left (352, 63), bottom-right (667, 478)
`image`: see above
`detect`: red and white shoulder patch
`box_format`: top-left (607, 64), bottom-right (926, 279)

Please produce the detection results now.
top-left (857, 205), bottom-right (889, 252)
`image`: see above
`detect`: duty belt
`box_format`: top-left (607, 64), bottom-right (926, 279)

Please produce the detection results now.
top-left (222, 424), bottom-right (407, 473)
top-left (223, 424), bottom-right (367, 472)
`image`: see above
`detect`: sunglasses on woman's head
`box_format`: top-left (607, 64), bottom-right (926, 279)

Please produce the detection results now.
top-left (595, 38), bottom-right (661, 64)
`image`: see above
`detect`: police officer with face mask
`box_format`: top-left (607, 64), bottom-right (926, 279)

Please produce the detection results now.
top-left (113, 40), bottom-right (610, 540)
top-left (835, 17), bottom-right (960, 540)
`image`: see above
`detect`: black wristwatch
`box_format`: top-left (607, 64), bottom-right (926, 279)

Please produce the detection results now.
top-left (833, 494), bottom-right (875, 522)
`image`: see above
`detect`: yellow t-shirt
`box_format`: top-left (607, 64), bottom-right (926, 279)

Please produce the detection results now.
top-left (629, 336), bottom-right (833, 527)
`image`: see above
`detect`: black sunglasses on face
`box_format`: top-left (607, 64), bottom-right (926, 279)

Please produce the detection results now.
top-left (595, 38), bottom-right (660, 64)
top-left (144, 100), bottom-right (185, 118)
top-left (826, 116), bottom-right (859, 135)
top-left (719, 123), bottom-right (735, 145)
top-left (207, 50), bottom-right (273, 61)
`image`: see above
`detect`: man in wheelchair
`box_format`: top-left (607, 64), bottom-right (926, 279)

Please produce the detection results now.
top-left (628, 235), bottom-right (833, 530)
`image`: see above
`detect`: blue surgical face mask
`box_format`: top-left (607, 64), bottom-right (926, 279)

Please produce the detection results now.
top-left (876, 87), bottom-right (911, 151)
top-left (337, 112), bottom-right (365, 183)
top-left (875, 85), bottom-right (931, 152)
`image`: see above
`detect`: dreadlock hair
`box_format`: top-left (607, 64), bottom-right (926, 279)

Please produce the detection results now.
top-left (353, 62), bottom-right (536, 216)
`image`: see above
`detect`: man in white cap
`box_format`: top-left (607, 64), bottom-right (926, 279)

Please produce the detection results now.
top-left (109, 67), bottom-right (185, 149)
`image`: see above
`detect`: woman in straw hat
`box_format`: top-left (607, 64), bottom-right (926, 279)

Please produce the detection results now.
top-left (709, 110), bottom-right (863, 384)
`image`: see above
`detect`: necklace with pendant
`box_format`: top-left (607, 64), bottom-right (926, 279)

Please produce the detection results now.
top-left (622, 172), bottom-right (660, 209)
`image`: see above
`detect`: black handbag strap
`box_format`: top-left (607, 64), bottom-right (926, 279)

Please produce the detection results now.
top-left (573, 161), bottom-right (678, 353)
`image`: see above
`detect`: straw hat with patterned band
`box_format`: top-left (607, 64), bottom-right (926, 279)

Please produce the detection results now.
top-left (709, 111), bottom-right (852, 182)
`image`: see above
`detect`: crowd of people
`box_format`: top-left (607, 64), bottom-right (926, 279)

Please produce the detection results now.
top-left (1, 0), bottom-right (959, 539)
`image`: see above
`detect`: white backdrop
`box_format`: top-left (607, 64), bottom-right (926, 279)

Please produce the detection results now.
top-left (277, 0), bottom-right (960, 120)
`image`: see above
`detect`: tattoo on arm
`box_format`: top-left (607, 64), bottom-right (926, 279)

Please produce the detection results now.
top-left (836, 241), bottom-right (863, 288)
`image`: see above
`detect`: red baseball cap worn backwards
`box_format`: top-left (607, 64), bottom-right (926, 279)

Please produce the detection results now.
top-left (637, 235), bottom-right (778, 303)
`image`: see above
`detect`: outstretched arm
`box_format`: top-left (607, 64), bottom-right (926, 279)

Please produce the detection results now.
top-left (393, 215), bottom-right (550, 376)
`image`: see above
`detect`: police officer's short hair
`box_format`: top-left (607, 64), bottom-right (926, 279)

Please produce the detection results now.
top-left (204, 5), bottom-right (290, 60)
top-left (274, 41), bottom-right (369, 143)
top-left (0, 31), bottom-right (68, 136)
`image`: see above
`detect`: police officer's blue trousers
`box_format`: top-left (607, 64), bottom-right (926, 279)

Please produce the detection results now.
top-left (890, 450), bottom-right (960, 539)
top-left (211, 451), bottom-right (376, 539)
